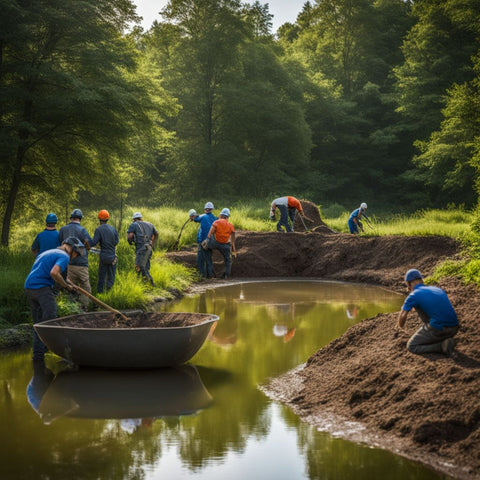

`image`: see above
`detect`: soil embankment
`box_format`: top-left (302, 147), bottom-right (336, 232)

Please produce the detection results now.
top-left (168, 229), bottom-right (480, 479)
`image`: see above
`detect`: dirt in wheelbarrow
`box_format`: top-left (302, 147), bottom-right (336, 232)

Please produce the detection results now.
top-left (51, 312), bottom-right (213, 329)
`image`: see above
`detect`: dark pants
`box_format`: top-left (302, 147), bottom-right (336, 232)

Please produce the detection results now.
top-left (209, 238), bottom-right (232, 278)
top-left (97, 257), bottom-right (117, 293)
top-left (135, 244), bottom-right (154, 285)
top-left (25, 287), bottom-right (57, 360)
top-left (407, 308), bottom-right (459, 354)
top-left (197, 244), bottom-right (213, 277)
top-left (277, 205), bottom-right (296, 232)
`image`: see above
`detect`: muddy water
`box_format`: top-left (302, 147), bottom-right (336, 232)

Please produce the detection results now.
top-left (0, 281), bottom-right (450, 479)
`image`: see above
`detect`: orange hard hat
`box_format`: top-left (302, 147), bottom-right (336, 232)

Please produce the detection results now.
top-left (98, 209), bottom-right (110, 220)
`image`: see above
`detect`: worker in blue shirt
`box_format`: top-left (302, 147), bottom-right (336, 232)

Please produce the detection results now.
top-left (189, 202), bottom-right (218, 279)
top-left (24, 238), bottom-right (82, 361)
top-left (397, 269), bottom-right (459, 355)
top-left (348, 202), bottom-right (369, 234)
top-left (31, 213), bottom-right (60, 256)
top-left (90, 209), bottom-right (119, 293)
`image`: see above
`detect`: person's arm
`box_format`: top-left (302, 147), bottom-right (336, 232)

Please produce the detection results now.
top-left (397, 309), bottom-right (409, 329)
top-left (90, 228), bottom-right (100, 248)
top-left (269, 203), bottom-right (276, 218)
top-left (31, 236), bottom-right (39, 257)
top-left (50, 265), bottom-right (76, 291)
top-left (230, 231), bottom-right (236, 253)
top-left (207, 224), bottom-right (216, 239)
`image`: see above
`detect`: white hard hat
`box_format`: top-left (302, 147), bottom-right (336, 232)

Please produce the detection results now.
top-left (220, 208), bottom-right (230, 217)
top-left (360, 202), bottom-right (367, 210)
top-left (132, 212), bottom-right (142, 220)
top-left (273, 324), bottom-right (288, 337)
top-left (188, 209), bottom-right (197, 216)
top-left (204, 202), bottom-right (214, 209)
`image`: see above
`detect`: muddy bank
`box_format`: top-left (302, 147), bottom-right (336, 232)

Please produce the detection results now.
top-left (168, 231), bottom-right (458, 291)
top-left (262, 277), bottom-right (480, 480)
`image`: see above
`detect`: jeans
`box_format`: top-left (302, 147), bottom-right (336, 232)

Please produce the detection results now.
top-left (97, 257), bottom-right (117, 293)
top-left (407, 308), bottom-right (459, 354)
top-left (277, 205), bottom-right (296, 232)
top-left (209, 238), bottom-right (232, 277)
top-left (135, 244), bottom-right (154, 284)
top-left (197, 244), bottom-right (213, 277)
top-left (25, 287), bottom-right (57, 360)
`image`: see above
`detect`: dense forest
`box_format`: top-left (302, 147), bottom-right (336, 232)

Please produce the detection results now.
top-left (1, 0), bottom-right (480, 246)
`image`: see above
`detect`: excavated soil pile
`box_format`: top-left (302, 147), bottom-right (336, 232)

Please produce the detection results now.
top-left (293, 200), bottom-right (333, 233)
top-left (168, 232), bottom-right (458, 290)
top-left (50, 312), bottom-right (211, 329)
top-left (264, 277), bottom-right (480, 480)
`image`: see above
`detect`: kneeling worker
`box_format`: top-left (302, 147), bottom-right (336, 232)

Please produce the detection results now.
top-left (397, 269), bottom-right (459, 355)
top-left (206, 208), bottom-right (236, 279)
top-left (24, 238), bottom-right (82, 361)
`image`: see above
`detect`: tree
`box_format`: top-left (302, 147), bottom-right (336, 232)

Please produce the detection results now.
top-left (0, 0), bottom-right (157, 246)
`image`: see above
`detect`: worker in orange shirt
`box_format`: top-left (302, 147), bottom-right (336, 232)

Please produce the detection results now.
top-left (270, 196), bottom-right (305, 232)
top-left (205, 208), bottom-right (236, 279)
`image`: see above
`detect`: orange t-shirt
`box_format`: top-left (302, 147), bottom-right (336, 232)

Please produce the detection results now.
top-left (287, 196), bottom-right (303, 213)
top-left (212, 218), bottom-right (235, 244)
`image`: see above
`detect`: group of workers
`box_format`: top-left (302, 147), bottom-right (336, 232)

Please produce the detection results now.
top-left (25, 197), bottom-right (459, 362)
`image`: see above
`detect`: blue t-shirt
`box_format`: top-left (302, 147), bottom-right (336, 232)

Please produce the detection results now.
top-left (349, 208), bottom-right (368, 222)
top-left (402, 283), bottom-right (458, 329)
top-left (194, 213), bottom-right (218, 242)
top-left (31, 229), bottom-right (60, 255)
top-left (24, 249), bottom-right (70, 289)
top-left (58, 222), bottom-right (91, 267)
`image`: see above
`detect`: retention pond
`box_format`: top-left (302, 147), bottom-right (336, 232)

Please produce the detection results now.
top-left (0, 280), bottom-right (451, 479)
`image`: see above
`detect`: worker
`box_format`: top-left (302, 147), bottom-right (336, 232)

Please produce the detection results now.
top-left (189, 202), bottom-right (218, 279)
top-left (397, 269), bottom-right (459, 355)
top-left (24, 237), bottom-right (81, 361)
top-left (127, 212), bottom-right (158, 286)
top-left (206, 208), bottom-right (236, 279)
top-left (58, 209), bottom-right (92, 309)
top-left (31, 213), bottom-right (60, 257)
top-left (90, 210), bottom-right (119, 293)
top-left (270, 196), bottom-right (305, 232)
top-left (348, 202), bottom-right (369, 234)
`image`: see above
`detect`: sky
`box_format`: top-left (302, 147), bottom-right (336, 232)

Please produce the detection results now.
top-left (132, 0), bottom-right (306, 32)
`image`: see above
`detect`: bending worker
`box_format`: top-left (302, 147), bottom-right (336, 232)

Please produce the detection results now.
top-left (127, 212), bottom-right (158, 286)
top-left (189, 202), bottom-right (217, 279)
top-left (270, 196), bottom-right (305, 232)
top-left (348, 202), bottom-right (369, 234)
top-left (24, 237), bottom-right (82, 361)
top-left (206, 208), bottom-right (236, 279)
top-left (397, 269), bottom-right (459, 355)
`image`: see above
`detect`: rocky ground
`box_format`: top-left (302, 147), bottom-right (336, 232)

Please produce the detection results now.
top-left (168, 225), bottom-right (480, 479)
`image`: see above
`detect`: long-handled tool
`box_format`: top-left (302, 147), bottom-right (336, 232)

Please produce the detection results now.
top-left (298, 215), bottom-right (311, 232)
top-left (75, 285), bottom-right (128, 321)
top-left (171, 218), bottom-right (191, 250)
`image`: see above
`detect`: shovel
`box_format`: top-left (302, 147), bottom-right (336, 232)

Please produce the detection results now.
top-left (298, 215), bottom-right (311, 232)
top-left (171, 219), bottom-right (191, 251)
top-left (75, 285), bottom-right (128, 321)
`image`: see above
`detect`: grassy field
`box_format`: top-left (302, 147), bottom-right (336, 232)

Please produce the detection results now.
top-left (1, 202), bottom-right (478, 328)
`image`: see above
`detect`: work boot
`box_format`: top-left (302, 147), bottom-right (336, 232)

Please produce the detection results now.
top-left (441, 338), bottom-right (455, 356)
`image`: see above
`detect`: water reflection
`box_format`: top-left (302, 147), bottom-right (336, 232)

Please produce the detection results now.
top-left (28, 363), bottom-right (213, 423)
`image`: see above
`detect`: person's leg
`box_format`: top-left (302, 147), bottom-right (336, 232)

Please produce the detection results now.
top-left (205, 248), bottom-right (214, 278)
top-left (217, 242), bottom-right (232, 278)
top-left (348, 219), bottom-right (358, 234)
top-left (68, 265), bottom-right (91, 309)
top-left (97, 262), bottom-right (106, 293)
top-left (407, 324), bottom-right (458, 354)
top-left (277, 205), bottom-right (291, 232)
top-left (27, 287), bottom-right (56, 360)
top-left (106, 262), bottom-right (117, 291)
top-left (288, 208), bottom-right (296, 232)
top-left (144, 247), bottom-right (154, 286)
top-left (197, 244), bottom-right (207, 277)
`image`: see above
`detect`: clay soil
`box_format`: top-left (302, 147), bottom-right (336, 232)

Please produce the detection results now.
top-left (167, 211), bottom-right (480, 479)
top-left (51, 312), bottom-right (212, 329)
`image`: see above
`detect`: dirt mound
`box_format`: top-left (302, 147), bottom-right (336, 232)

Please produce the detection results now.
top-left (263, 276), bottom-right (480, 479)
top-left (293, 200), bottom-right (333, 232)
top-left (167, 232), bottom-right (458, 290)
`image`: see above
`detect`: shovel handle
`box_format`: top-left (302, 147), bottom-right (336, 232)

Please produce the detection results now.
top-left (75, 286), bottom-right (129, 321)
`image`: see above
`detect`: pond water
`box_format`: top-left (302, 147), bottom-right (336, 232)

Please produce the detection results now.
top-left (0, 280), bottom-right (451, 479)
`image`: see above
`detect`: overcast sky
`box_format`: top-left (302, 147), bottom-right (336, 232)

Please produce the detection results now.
top-left (132, 0), bottom-right (306, 32)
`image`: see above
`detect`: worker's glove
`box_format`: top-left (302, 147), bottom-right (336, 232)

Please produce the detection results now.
top-left (201, 238), bottom-right (210, 250)
top-left (269, 215), bottom-right (275, 220)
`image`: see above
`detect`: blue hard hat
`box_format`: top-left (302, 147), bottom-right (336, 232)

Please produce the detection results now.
top-left (70, 209), bottom-right (83, 219)
top-left (220, 208), bottom-right (230, 217)
top-left (405, 269), bottom-right (423, 282)
top-left (45, 213), bottom-right (58, 224)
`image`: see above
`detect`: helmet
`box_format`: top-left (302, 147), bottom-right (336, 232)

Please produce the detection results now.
top-left (70, 208), bottom-right (83, 219)
top-left (45, 213), bottom-right (58, 224)
top-left (204, 202), bottom-right (214, 210)
top-left (62, 237), bottom-right (84, 254)
top-left (98, 209), bottom-right (109, 220)
top-left (132, 212), bottom-right (142, 220)
top-left (360, 202), bottom-right (367, 210)
top-left (188, 209), bottom-right (197, 217)
top-left (220, 208), bottom-right (230, 217)
top-left (273, 324), bottom-right (288, 337)
top-left (405, 269), bottom-right (423, 282)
